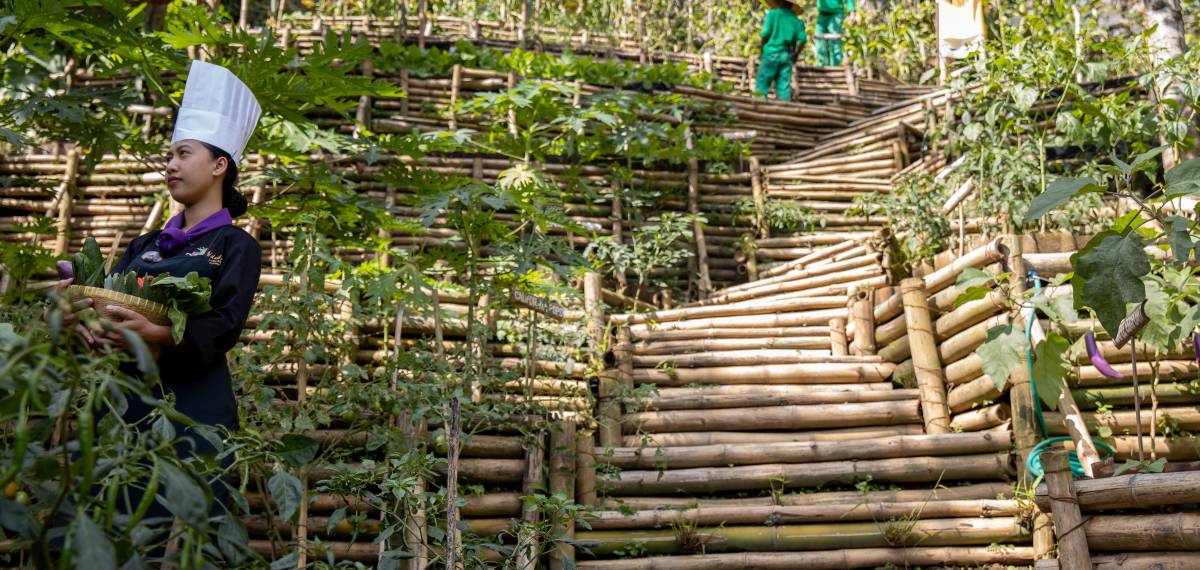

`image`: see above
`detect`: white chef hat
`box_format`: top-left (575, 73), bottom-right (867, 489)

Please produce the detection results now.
top-left (171, 60), bottom-right (262, 163)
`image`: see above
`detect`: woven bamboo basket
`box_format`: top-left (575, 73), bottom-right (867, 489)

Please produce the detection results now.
top-left (67, 285), bottom-right (170, 326)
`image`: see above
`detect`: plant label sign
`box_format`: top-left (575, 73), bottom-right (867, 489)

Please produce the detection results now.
top-left (511, 289), bottom-right (566, 320)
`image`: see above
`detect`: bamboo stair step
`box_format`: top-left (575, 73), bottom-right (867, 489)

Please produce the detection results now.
top-left (585, 498), bottom-right (1020, 529)
top-left (623, 425), bottom-right (927, 447)
top-left (630, 362), bottom-right (895, 387)
top-left (639, 385), bottom-right (909, 411)
top-left (601, 431), bottom-right (1011, 469)
top-left (576, 546), bottom-right (1035, 570)
top-left (576, 517), bottom-right (1029, 557)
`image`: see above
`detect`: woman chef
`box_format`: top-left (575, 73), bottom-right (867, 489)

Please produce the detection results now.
top-left (60, 60), bottom-right (263, 477)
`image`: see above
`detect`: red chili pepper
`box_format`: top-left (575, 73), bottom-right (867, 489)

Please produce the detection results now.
top-left (1086, 332), bottom-right (1123, 380)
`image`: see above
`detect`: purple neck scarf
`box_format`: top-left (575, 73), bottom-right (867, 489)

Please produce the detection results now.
top-left (156, 208), bottom-right (233, 254)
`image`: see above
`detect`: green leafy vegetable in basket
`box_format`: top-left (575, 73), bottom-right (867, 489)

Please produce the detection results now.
top-left (63, 237), bottom-right (214, 344)
top-left (70, 237), bottom-right (106, 288)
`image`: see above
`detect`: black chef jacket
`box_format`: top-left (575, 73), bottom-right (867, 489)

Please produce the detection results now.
top-left (110, 225), bottom-right (261, 436)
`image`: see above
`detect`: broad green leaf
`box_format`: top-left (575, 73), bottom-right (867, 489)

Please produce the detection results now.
top-left (1165, 157), bottom-right (1200, 197)
top-left (268, 470), bottom-right (303, 522)
top-left (954, 286), bottom-right (992, 308)
top-left (159, 461), bottom-right (209, 529)
top-left (1129, 145), bottom-right (1167, 173)
top-left (955, 267), bottom-right (994, 290)
top-left (278, 434), bottom-right (320, 468)
top-left (217, 514), bottom-right (250, 565)
top-left (1023, 177), bottom-right (1102, 222)
top-left (119, 329), bottom-right (159, 380)
top-left (1031, 332), bottom-right (1070, 409)
top-left (73, 510), bottom-right (116, 570)
top-left (979, 325), bottom-right (1027, 389)
top-left (1167, 215), bottom-right (1194, 262)
top-left (1071, 232), bottom-right (1151, 336)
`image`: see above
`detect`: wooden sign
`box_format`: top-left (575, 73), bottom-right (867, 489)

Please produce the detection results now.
top-left (511, 289), bottom-right (566, 319)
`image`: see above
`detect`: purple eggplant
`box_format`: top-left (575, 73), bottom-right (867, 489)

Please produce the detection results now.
top-left (56, 260), bottom-right (74, 280)
top-left (1086, 332), bottom-right (1123, 380)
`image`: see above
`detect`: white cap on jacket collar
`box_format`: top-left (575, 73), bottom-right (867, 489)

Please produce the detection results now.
top-left (171, 60), bottom-right (262, 163)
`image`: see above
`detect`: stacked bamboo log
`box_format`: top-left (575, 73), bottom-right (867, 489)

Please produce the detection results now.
top-left (582, 237), bottom-right (1030, 568)
top-left (1033, 460), bottom-right (1200, 569)
top-left (751, 90), bottom-right (953, 262)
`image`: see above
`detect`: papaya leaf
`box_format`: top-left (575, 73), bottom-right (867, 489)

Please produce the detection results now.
top-left (979, 324), bottom-right (1027, 389)
top-left (1031, 332), bottom-right (1070, 409)
top-left (1023, 176), bottom-right (1103, 222)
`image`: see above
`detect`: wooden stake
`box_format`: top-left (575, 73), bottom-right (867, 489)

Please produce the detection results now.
top-left (448, 64), bottom-right (461, 130)
top-left (52, 150), bottom-right (80, 256)
top-left (516, 432), bottom-right (545, 569)
top-left (849, 286), bottom-right (876, 355)
top-left (749, 156), bottom-right (768, 240)
top-left (549, 422), bottom-right (576, 570)
top-left (575, 429), bottom-right (597, 507)
top-left (900, 278), bottom-right (951, 434)
top-left (685, 130), bottom-right (711, 298)
top-left (829, 317), bottom-right (848, 356)
top-left (444, 396), bottom-right (462, 569)
top-left (1043, 450), bottom-right (1091, 570)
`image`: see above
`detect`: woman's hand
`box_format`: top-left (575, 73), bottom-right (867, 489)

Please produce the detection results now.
top-left (45, 278), bottom-right (100, 348)
top-left (98, 306), bottom-right (175, 352)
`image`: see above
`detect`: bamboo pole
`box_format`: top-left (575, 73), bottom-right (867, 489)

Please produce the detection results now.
top-left (575, 546), bottom-right (1035, 569)
top-left (686, 130), bottom-right (711, 298)
top-left (631, 361), bottom-right (894, 386)
top-left (52, 150), bottom-right (81, 256)
top-left (596, 371), bottom-right (622, 448)
top-left (1081, 513), bottom-right (1200, 550)
top-left (604, 452), bottom-right (1013, 495)
top-left (576, 517), bottom-right (1028, 556)
top-left (584, 499), bottom-right (1019, 529)
top-left (950, 403), bottom-right (1010, 432)
top-left (516, 433), bottom-right (545, 569)
top-left (640, 385), bottom-right (909, 411)
top-left (1005, 235), bottom-right (1040, 483)
top-left (1042, 450), bottom-right (1092, 570)
top-left (622, 399), bottom-right (920, 433)
top-left (549, 421), bottom-right (576, 570)
top-left (1034, 470), bottom-right (1200, 512)
top-left (848, 286), bottom-right (875, 355)
top-left (624, 425), bottom-right (926, 447)
top-left (1035, 553), bottom-right (1200, 570)
top-left (576, 429), bottom-right (597, 507)
top-left (599, 431), bottom-right (1011, 469)
top-left (448, 64), bottom-right (461, 130)
top-left (900, 278), bottom-right (951, 434)
top-left (602, 482), bottom-right (1015, 510)
top-left (443, 396), bottom-right (462, 570)
top-left (749, 156), bottom-right (768, 239)
top-left (829, 318), bottom-right (848, 356)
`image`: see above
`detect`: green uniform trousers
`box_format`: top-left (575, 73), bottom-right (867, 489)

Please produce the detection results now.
top-left (755, 50), bottom-right (794, 102)
top-left (816, 11), bottom-right (845, 67)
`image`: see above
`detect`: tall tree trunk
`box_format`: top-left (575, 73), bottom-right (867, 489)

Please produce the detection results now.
top-left (1143, 0), bottom-right (1196, 164)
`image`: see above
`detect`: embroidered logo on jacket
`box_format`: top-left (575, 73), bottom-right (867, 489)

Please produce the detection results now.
top-left (186, 246), bottom-right (209, 257)
top-left (206, 251), bottom-right (223, 267)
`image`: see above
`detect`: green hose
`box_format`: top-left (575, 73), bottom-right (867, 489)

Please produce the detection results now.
top-left (1023, 272), bottom-right (1115, 479)
top-left (1026, 437), bottom-right (1116, 479)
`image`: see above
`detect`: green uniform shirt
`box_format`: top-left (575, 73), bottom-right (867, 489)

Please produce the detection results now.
top-left (817, 0), bottom-right (855, 14)
top-left (760, 8), bottom-right (807, 56)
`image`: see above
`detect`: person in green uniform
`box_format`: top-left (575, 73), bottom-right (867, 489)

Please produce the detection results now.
top-left (816, 0), bottom-right (856, 67)
top-left (755, 0), bottom-right (806, 102)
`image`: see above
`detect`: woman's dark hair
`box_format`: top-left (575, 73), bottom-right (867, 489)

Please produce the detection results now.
top-left (199, 142), bottom-right (247, 218)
